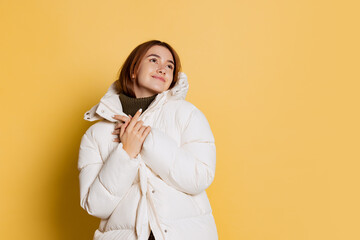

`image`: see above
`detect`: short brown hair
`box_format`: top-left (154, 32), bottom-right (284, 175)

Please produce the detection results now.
top-left (115, 40), bottom-right (182, 97)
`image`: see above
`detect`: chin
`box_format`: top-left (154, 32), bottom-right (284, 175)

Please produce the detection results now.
top-left (151, 86), bottom-right (166, 93)
top-left (153, 90), bottom-right (164, 94)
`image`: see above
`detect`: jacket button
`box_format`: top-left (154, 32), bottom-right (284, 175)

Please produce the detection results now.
top-left (164, 229), bottom-right (167, 233)
top-left (86, 117), bottom-right (90, 119)
top-left (86, 112), bottom-right (90, 115)
top-left (152, 190), bottom-right (155, 193)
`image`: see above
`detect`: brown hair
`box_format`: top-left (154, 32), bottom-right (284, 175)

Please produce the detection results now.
top-left (115, 40), bottom-right (182, 97)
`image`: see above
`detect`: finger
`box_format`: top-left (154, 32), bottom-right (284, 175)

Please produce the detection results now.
top-left (114, 117), bottom-right (130, 130)
top-left (120, 121), bottom-right (127, 137)
top-left (112, 115), bottom-right (130, 122)
top-left (132, 108), bottom-right (142, 121)
top-left (138, 125), bottom-right (147, 136)
top-left (141, 126), bottom-right (151, 140)
top-left (112, 129), bottom-right (120, 135)
top-left (114, 115), bottom-right (130, 129)
top-left (133, 120), bottom-right (144, 132)
top-left (113, 137), bottom-right (120, 142)
top-left (127, 108), bottom-right (142, 130)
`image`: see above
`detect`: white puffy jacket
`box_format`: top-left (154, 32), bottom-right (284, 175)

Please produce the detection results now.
top-left (78, 72), bottom-right (218, 240)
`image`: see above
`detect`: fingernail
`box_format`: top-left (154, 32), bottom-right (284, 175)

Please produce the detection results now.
top-left (112, 115), bottom-right (115, 118)
top-left (139, 108), bottom-right (142, 112)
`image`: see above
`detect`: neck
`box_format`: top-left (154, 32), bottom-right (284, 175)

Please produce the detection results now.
top-left (133, 83), bottom-right (160, 98)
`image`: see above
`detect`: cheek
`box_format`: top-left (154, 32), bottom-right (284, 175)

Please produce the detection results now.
top-left (166, 80), bottom-right (173, 89)
top-left (138, 62), bottom-right (153, 74)
top-left (168, 76), bottom-right (174, 84)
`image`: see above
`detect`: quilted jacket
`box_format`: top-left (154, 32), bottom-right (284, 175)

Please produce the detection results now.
top-left (78, 72), bottom-right (218, 240)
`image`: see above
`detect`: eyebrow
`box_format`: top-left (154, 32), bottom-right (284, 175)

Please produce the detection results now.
top-left (146, 54), bottom-right (175, 65)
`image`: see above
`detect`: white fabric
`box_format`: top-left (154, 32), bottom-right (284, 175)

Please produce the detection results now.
top-left (78, 72), bottom-right (218, 240)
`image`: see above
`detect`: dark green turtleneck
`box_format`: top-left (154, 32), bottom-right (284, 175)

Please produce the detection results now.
top-left (119, 92), bottom-right (157, 117)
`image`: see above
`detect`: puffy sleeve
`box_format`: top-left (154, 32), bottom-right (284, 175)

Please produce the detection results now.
top-left (141, 106), bottom-right (216, 195)
top-left (78, 128), bottom-right (140, 219)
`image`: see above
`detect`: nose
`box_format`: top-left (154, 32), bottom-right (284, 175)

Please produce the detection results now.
top-left (157, 65), bottom-right (166, 75)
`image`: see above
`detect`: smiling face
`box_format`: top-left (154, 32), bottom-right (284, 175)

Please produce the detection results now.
top-left (132, 45), bottom-right (175, 98)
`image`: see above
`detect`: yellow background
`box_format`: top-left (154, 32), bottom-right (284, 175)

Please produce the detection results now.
top-left (1, 0), bottom-right (359, 239)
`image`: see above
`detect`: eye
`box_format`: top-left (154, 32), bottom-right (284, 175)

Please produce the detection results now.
top-left (150, 58), bottom-right (173, 70)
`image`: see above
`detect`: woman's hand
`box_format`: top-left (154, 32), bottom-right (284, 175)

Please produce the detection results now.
top-left (112, 114), bottom-right (131, 141)
top-left (112, 109), bottom-right (151, 159)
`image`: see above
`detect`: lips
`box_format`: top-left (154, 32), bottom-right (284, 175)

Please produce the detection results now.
top-left (152, 75), bottom-right (165, 82)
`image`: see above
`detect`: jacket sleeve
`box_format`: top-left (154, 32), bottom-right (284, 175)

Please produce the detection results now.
top-left (141, 106), bottom-right (216, 195)
top-left (78, 129), bottom-right (140, 219)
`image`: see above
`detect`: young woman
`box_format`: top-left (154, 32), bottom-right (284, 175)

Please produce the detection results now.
top-left (78, 40), bottom-right (218, 240)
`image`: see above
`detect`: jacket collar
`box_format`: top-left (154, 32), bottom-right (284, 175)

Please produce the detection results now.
top-left (84, 72), bottom-right (189, 122)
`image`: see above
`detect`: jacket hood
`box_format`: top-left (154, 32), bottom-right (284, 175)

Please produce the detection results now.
top-left (84, 72), bottom-right (189, 122)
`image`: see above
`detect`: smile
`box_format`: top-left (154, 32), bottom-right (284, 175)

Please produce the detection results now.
top-left (152, 75), bottom-right (165, 82)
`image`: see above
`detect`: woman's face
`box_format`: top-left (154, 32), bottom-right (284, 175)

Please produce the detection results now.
top-left (132, 45), bottom-right (175, 98)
